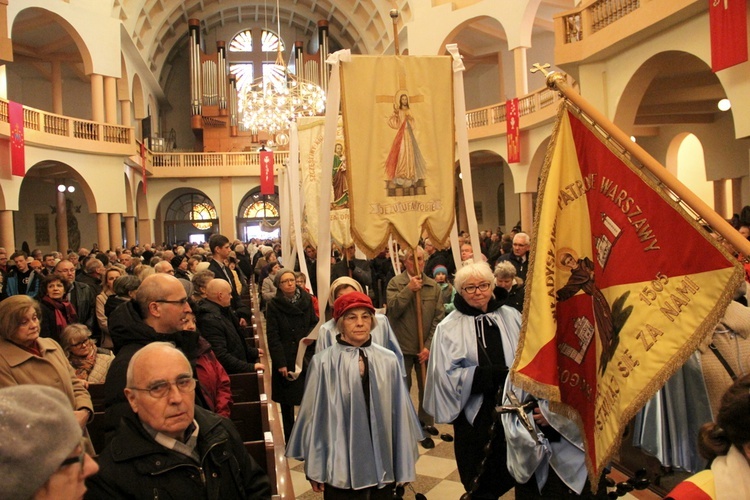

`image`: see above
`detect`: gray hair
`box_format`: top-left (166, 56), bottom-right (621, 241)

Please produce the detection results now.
top-left (454, 261), bottom-right (495, 293)
top-left (494, 261), bottom-right (517, 279)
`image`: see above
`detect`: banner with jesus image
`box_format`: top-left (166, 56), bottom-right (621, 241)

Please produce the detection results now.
top-left (340, 55), bottom-right (455, 256)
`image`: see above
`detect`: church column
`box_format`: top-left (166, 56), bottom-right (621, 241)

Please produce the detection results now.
top-left (0, 210), bottom-right (14, 251)
top-left (56, 191), bottom-right (69, 254)
top-left (219, 177), bottom-right (236, 240)
top-left (732, 178), bottom-right (743, 215)
top-left (124, 216), bottom-right (136, 248)
top-left (96, 213), bottom-right (110, 251)
top-left (120, 99), bottom-right (131, 128)
top-left (519, 192), bottom-right (534, 233)
top-left (109, 213), bottom-right (123, 250)
top-left (104, 76), bottom-right (117, 125)
top-left (51, 60), bottom-right (63, 115)
top-left (513, 47), bottom-right (529, 97)
top-left (137, 217), bottom-right (153, 247)
top-left (90, 74), bottom-right (104, 123)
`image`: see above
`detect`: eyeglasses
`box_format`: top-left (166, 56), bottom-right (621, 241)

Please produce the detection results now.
top-left (462, 282), bottom-right (491, 294)
top-left (59, 441), bottom-right (86, 473)
top-left (129, 377), bottom-right (196, 398)
top-left (154, 297), bottom-right (189, 306)
top-left (70, 337), bottom-right (91, 348)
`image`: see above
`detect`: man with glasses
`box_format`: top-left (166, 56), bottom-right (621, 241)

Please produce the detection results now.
top-left (103, 273), bottom-right (194, 436)
top-left (497, 232), bottom-right (531, 282)
top-left (86, 342), bottom-right (271, 499)
top-left (387, 246), bottom-right (445, 448)
top-left (55, 259), bottom-right (97, 332)
top-left (0, 384), bottom-right (99, 499)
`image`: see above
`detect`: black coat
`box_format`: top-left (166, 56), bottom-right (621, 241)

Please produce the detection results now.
top-left (196, 299), bottom-right (259, 374)
top-left (85, 406), bottom-right (271, 500)
top-left (104, 301), bottom-right (202, 435)
top-left (265, 287), bottom-right (317, 405)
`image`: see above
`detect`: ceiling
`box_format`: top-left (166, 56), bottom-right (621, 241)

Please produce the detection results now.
top-left (6, 1), bottom-right (731, 178)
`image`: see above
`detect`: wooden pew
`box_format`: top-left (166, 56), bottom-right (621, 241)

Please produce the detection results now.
top-left (244, 431), bottom-right (277, 495)
top-left (86, 411), bottom-right (107, 455)
top-left (230, 398), bottom-right (270, 442)
top-left (229, 371), bottom-right (264, 403)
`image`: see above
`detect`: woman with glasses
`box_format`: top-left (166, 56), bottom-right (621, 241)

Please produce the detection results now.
top-left (0, 295), bottom-right (94, 438)
top-left (265, 268), bottom-right (318, 442)
top-left (60, 323), bottom-right (115, 384)
top-left (424, 261), bottom-right (520, 498)
top-left (95, 266), bottom-right (123, 349)
top-left (37, 273), bottom-right (78, 344)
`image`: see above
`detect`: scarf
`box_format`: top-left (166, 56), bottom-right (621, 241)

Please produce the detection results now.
top-left (42, 295), bottom-right (77, 339)
top-left (285, 287), bottom-right (302, 305)
top-left (67, 342), bottom-right (97, 380)
top-left (713, 445), bottom-right (750, 500)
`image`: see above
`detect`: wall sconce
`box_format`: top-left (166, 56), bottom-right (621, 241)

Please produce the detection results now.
top-left (57, 183), bottom-right (75, 193)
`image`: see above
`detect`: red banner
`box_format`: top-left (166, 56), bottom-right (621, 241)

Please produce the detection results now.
top-left (260, 150), bottom-right (275, 195)
top-left (506, 98), bottom-right (520, 163)
top-left (512, 102), bottom-right (742, 487)
top-left (709, 0), bottom-right (748, 72)
top-left (9, 101), bottom-right (25, 177)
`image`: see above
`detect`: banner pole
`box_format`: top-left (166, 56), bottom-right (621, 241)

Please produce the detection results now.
top-left (537, 66), bottom-right (750, 259)
top-left (411, 247), bottom-right (427, 383)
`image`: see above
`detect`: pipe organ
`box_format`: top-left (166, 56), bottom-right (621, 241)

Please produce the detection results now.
top-left (188, 18), bottom-right (330, 152)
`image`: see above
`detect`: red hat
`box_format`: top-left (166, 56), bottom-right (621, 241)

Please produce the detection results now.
top-left (333, 291), bottom-right (375, 321)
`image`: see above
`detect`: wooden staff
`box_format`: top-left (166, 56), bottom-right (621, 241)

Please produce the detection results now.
top-left (534, 63), bottom-right (750, 259)
top-left (411, 246), bottom-right (427, 383)
top-left (390, 9), bottom-right (400, 56)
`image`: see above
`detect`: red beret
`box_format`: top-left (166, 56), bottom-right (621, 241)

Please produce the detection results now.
top-left (333, 291), bottom-right (375, 321)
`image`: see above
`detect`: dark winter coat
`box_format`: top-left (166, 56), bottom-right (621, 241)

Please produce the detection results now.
top-left (265, 287), bottom-right (317, 405)
top-left (85, 406), bottom-right (271, 500)
top-left (196, 299), bottom-right (259, 374)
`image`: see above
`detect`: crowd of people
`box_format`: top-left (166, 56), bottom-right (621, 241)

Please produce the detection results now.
top-left (0, 219), bottom-right (749, 499)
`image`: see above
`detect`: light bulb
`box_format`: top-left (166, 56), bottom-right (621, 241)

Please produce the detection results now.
top-left (718, 99), bottom-right (731, 111)
top-left (57, 184), bottom-right (66, 192)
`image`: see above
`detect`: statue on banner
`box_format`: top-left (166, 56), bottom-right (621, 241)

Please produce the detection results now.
top-left (331, 141), bottom-right (349, 208)
top-left (384, 91), bottom-right (427, 195)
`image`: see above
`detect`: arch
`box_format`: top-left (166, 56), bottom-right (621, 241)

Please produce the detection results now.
top-left (123, 173), bottom-right (135, 217)
top-left (236, 187), bottom-right (281, 241)
top-left (10, 7), bottom-right (94, 75)
top-left (132, 74), bottom-right (146, 120)
top-left (666, 132), bottom-right (714, 208)
top-left (159, 189), bottom-right (219, 244)
top-left (118, 55), bottom-right (131, 102)
top-left (526, 136), bottom-right (551, 192)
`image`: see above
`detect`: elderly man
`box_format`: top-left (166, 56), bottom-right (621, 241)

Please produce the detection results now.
top-left (103, 273), bottom-right (193, 435)
top-left (55, 259), bottom-right (96, 329)
top-left (196, 279), bottom-right (264, 374)
top-left (0, 385), bottom-right (100, 500)
top-left (86, 343), bottom-right (271, 499)
top-left (77, 257), bottom-right (105, 294)
top-left (497, 232), bottom-right (531, 282)
top-left (287, 292), bottom-right (422, 498)
top-left (208, 233), bottom-right (249, 321)
top-left (154, 260), bottom-right (175, 275)
top-left (386, 246), bottom-right (444, 448)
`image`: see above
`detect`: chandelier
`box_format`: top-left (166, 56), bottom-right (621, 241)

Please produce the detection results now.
top-left (238, 1), bottom-right (326, 136)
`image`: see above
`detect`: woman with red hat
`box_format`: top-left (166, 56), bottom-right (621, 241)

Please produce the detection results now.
top-left (287, 291), bottom-right (422, 499)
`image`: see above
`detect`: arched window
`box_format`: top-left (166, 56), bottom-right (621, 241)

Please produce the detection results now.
top-left (164, 193), bottom-right (219, 244)
top-left (229, 29), bottom-right (253, 52)
top-left (237, 187), bottom-right (280, 240)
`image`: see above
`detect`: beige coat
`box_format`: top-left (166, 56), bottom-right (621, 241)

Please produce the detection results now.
top-left (0, 337), bottom-right (93, 412)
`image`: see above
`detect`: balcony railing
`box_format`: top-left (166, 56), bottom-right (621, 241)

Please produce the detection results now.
top-left (152, 150), bottom-right (290, 168)
top-left (465, 77), bottom-right (570, 132)
top-left (559, 0), bottom-right (641, 45)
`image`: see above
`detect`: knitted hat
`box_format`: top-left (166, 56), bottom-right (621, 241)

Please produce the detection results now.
top-left (333, 291), bottom-right (375, 321)
top-left (433, 265), bottom-right (448, 277)
top-left (273, 268), bottom-right (296, 288)
top-left (328, 276), bottom-right (363, 307)
top-left (0, 385), bottom-right (82, 500)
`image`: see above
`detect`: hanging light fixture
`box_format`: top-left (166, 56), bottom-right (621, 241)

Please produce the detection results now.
top-left (238, 0), bottom-right (326, 136)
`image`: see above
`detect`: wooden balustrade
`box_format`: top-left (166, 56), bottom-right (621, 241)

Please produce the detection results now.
top-left (558, 0), bottom-right (642, 46)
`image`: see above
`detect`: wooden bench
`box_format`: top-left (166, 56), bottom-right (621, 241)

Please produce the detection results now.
top-left (86, 411), bottom-right (108, 455)
top-left (230, 399), bottom-right (270, 442)
top-left (229, 371), bottom-right (264, 403)
top-left (244, 431), bottom-right (277, 495)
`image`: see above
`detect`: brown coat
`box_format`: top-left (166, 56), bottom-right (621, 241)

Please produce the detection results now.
top-left (0, 336), bottom-right (93, 412)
